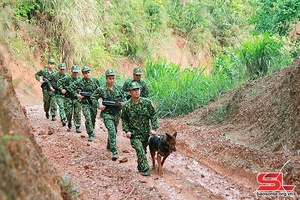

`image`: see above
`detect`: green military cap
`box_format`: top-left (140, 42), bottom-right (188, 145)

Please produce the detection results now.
top-left (71, 65), bottom-right (80, 72)
top-left (130, 81), bottom-right (141, 90)
top-left (48, 58), bottom-right (55, 63)
top-left (58, 63), bottom-right (66, 69)
top-left (105, 69), bottom-right (115, 76)
top-left (81, 66), bottom-right (90, 73)
top-left (133, 68), bottom-right (142, 75)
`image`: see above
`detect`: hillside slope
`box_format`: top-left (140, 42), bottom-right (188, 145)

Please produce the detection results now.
top-left (0, 51), bottom-right (63, 199)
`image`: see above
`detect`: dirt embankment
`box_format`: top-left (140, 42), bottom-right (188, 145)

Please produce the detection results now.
top-left (0, 51), bottom-right (63, 199)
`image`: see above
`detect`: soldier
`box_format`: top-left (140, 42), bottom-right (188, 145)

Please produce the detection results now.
top-left (122, 67), bottom-right (149, 99)
top-left (121, 81), bottom-right (159, 176)
top-left (35, 57), bottom-right (57, 121)
top-left (57, 65), bottom-right (82, 133)
top-left (91, 69), bottom-right (126, 161)
top-left (48, 63), bottom-right (69, 126)
top-left (68, 66), bottom-right (100, 142)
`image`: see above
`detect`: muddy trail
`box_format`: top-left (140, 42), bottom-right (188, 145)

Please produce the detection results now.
top-left (27, 105), bottom-right (255, 200)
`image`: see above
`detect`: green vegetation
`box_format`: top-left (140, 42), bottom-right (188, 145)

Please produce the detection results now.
top-left (146, 59), bottom-right (233, 117)
top-left (0, 0), bottom-right (298, 118)
top-left (61, 174), bottom-right (79, 200)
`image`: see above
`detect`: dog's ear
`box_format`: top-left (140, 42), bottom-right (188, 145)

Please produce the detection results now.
top-left (173, 132), bottom-right (177, 138)
top-left (165, 133), bottom-right (172, 139)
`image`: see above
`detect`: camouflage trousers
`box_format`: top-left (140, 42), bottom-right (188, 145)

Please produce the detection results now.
top-left (42, 89), bottom-right (57, 116)
top-left (55, 94), bottom-right (66, 122)
top-left (103, 114), bottom-right (120, 154)
top-left (64, 97), bottom-right (81, 127)
top-left (81, 102), bottom-right (97, 136)
top-left (130, 133), bottom-right (150, 172)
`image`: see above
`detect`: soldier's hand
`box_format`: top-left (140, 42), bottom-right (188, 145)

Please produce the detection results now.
top-left (50, 86), bottom-right (55, 92)
top-left (116, 102), bottom-right (123, 107)
top-left (125, 132), bottom-right (132, 138)
top-left (77, 94), bottom-right (84, 100)
top-left (61, 89), bottom-right (66, 94)
top-left (39, 79), bottom-right (44, 84)
top-left (99, 105), bottom-right (105, 110)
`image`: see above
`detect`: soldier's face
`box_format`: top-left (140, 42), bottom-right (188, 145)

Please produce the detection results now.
top-left (129, 88), bottom-right (140, 98)
top-left (106, 75), bottom-right (115, 86)
top-left (72, 72), bottom-right (78, 78)
top-left (59, 68), bottom-right (65, 75)
top-left (48, 63), bottom-right (55, 70)
top-left (133, 74), bottom-right (141, 81)
top-left (82, 71), bottom-right (91, 80)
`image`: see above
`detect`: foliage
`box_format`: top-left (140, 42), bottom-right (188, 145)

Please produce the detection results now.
top-left (250, 0), bottom-right (300, 39)
top-left (207, 0), bottom-right (253, 47)
top-left (146, 59), bottom-right (233, 117)
top-left (61, 174), bottom-right (79, 200)
top-left (238, 33), bottom-right (291, 79)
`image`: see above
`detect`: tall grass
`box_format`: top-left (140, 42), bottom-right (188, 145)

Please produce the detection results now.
top-left (146, 59), bottom-right (233, 117)
top-left (238, 33), bottom-right (292, 80)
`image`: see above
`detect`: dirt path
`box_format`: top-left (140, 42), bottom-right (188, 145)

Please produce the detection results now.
top-left (27, 105), bottom-right (255, 199)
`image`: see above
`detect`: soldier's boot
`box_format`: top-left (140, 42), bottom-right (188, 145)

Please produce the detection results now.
top-left (76, 126), bottom-right (81, 133)
top-left (88, 133), bottom-right (94, 142)
top-left (67, 122), bottom-right (72, 129)
top-left (45, 112), bottom-right (50, 119)
top-left (62, 119), bottom-right (67, 126)
top-left (112, 152), bottom-right (118, 161)
top-left (52, 116), bottom-right (57, 121)
top-left (139, 169), bottom-right (150, 176)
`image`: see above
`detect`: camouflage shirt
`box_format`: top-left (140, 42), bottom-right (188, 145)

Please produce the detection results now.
top-left (91, 84), bottom-right (126, 118)
top-left (121, 97), bottom-right (159, 135)
top-left (57, 74), bottom-right (81, 98)
top-left (122, 78), bottom-right (149, 98)
top-left (68, 77), bottom-right (100, 103)
top-left (48, 71), bottom-right (69, 92)
top-left (35, 68), bottom-right (57, 81)
top-left (58, 74), bottom-right (83, 88)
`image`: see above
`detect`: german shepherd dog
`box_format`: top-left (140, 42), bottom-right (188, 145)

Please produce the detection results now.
top-left (149, 132), bottom-right (177, 176)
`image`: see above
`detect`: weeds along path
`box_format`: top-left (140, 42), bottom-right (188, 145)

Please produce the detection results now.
top-left (27, 105), bottom-right (253, 199)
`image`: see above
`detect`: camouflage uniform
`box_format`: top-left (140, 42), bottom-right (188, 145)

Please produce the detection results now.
top-left (68, 67), bottom-right (100, 139)
top-left (91, 74), bottom-right (126, 157)
top-left (35, 65), bottom-right (57, 118)
top-left (48, 63), bottom-right (69, 124)
top-left (121, 94), bottom-right (159, 173)
top-left (57, 66), bottom-right (82, 132)
top-left (122, 78), bottom-right (149, 99)
top-left (122, 68), bottom-right (149, 99)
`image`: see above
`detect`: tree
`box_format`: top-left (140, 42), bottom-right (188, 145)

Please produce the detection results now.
top-left (250, 0), bottom-right (300, 40)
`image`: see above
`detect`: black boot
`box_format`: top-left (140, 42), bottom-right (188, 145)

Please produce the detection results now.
top-left (45, 112), bottom-right (50, 119)
top-left (52, 116), bottom-right (57, 121)
top-left (68, 122), bottom-right (72, 129)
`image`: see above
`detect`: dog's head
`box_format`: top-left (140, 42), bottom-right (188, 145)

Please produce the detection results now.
top-left (165, 132), bottom-right (177, 152)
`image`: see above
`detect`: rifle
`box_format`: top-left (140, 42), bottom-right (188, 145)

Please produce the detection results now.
top-left (41, 78), bottom-right (50, 89)
top-left (79, 91), bottom-right (93, 98)
top-left (63, 86), bottom-right (73, 98)
top-left (102, 100), bottom-right (123, 107)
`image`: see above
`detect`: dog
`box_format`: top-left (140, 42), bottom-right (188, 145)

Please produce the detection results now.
top-left (148, 132), bottom-right (177, 176)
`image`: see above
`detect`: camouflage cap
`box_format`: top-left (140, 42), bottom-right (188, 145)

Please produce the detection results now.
top-left (58, 63), bottom-right (66, 69)
top-left (81, 66), bottom-right (90, 73)
top-left (133, 68), bottom-right (142, 75)
top-left (48, 58), bottom-right (55, 63)
top-left (130, 81), bottom-right (141, 90)
top-left (105, 69), bottom-right (115, 76)
top-left (71, 65), bottom-right (80, 72)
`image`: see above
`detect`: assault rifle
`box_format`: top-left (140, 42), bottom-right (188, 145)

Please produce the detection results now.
top-left (41, 78), bottom-right (50, 89)
top-left (102, 100), bottom-right (123, 107)
top-left (79, 91), bottom-right (93, 98)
